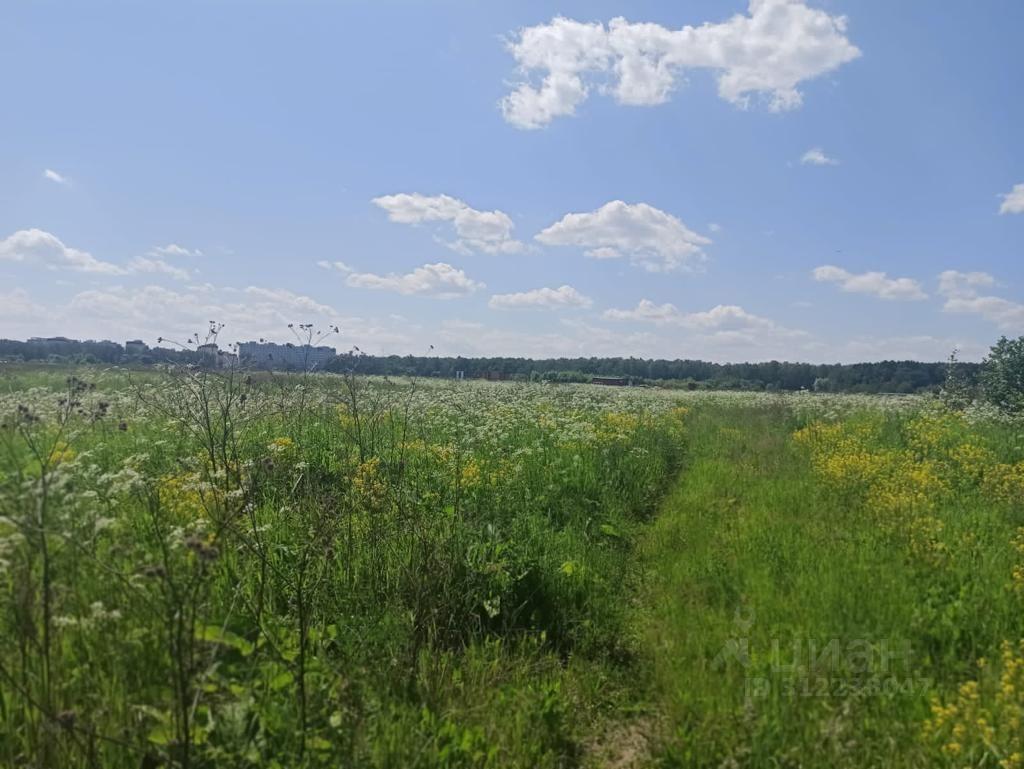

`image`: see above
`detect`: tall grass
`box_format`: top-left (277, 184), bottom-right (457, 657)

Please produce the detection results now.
top-left (0, 365), bottom-right (684, 768)
top-left (642, 404), bottom-right (1024, 767)
top-left (3, 364), bottom-right (1021, 767)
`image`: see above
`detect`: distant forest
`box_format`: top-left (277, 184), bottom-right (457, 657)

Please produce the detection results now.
top-left (326, 353), bottom-right (977, 394)
top-left (0, 338), bottom-right (978, 394)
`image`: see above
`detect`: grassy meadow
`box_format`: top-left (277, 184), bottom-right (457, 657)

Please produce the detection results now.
top-left (0, 363), bottom-right (1022, 767)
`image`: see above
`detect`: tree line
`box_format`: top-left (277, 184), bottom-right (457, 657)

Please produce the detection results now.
top-left (0, 338), bottom-right (199, 365)
top-left (2, 337), bottom-right (997, 395)
top-left (326, 352), bottom-right (978, 394)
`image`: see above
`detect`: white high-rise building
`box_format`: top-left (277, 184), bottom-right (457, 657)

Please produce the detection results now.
top-left (237, 341), bottom-right (336, 371)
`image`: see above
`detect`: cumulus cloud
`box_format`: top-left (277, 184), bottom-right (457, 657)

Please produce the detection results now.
top-left (999, 183), bottom-right (1024, 215)
top-left (372, 193), bottom-right (523, 254)
top-left (603, 300), bottom-right (808, 355)
top-left (0, 289), bottom-right (46, 320)
top-left (345, 262), bottom-right (484, 298)
top-left (0, 229), bottom-right (210, 280)
top-left (812, 265), bottom-right (927, 300)
top-left (938, 270), bottom-right (995, 298)
top-left (437, 317), bottom-right (663, 360)
top-left (74, 284), bottom-right (333, 337)
top-left (603, 299), bottom-right (686, 325)
top-left (0, 280), bottom-right (420, 354)
top-left (536, 200), bottom-right (710, 272)
top-left (150, 244), bottom-right (202, 258)
top-left (501, 1), bottom-right (861, 128)
top-left (604, 300), bottom-right (780, 330)
top-left (127, 256), bottom-right (191, 281)
top-left (0, 229), bottom-right (126, 274)
top-left (317, 260), bottom-right (354, 273)
top-left (800, 147), bottom-right (838, 166)
top-left (64, 286), bottom-right (333, 331)
top-left (838, 335), bottom-right (986, 363)
top-left (43, 169), bottom-right (70, 185)
top-left (944, 296), bottom-right (1024, 331)
top-left (938, 270), bottom-right (1024, 332)
top-left (489, 284), bottom-right (593, 310)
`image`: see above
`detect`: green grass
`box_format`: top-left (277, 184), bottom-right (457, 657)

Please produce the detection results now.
top-left (0, 366), bottom-right (683, 768)
top-left (639, 405), bottom-right (1024, 767)
top-left (1, 366), bottom-right (1021, 767)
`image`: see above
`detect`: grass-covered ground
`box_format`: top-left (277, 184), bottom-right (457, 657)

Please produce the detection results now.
top-left (641, 404), bottom-right (1024, 766)
top-left (0, 365), bottom-right (685, 768)
top-left (1, 363), bottom-right (1022, 767)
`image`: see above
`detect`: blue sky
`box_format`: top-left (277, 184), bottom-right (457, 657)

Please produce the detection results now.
top-left (1, 0), bottom-right (1022, 362)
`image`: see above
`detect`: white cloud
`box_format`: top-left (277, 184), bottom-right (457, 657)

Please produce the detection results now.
top-left (501, 1), bottom-right (861, 128)
top-left (0, 281), bottom-right (424, 352)
top-left (437, 317), bottom-right (664, 360)
top-left (0, 230), bottom-right (215, 282)
top-left (346, 262), bottom-right (484, 298)
top-left (938, 270), bottom-right (1024, 332)
top-left (43, 169), bottom-right (70, 186)
top-left (800, 147), bottom-right (838, 166)
top-left (536, 200), bottom-right (710, 272)
top-left (372, 193), bottom-right (523, 254)
top-left (0, 289), bottom-right (46, 320)
top-left (0, 229), bottom-right (126, 274)
top-left (937, 270), bottom-right (995, 298)
top-left (150, 244), bottom-right (202, 258)
top-left (8, 280), bottom-right (990, 364)
top-left (51, 283), bottom-right (414, 351)
top-left (838, 335), bottom-right (986, 363)
top-left (317, 260), bottom-right (354, 273)
top-left (240, 286), bottom-right (340, 318)
top-left (999, 183), bottom-right (1024, 215)
top-left (603, 300), bottom-right (809, 357)
top-left (946, 296), bottom-right (1024, 332)
top-left (489, 284), bottom-right (593, 310)
top-left (128, 256), bottom-right (191, 281)
top-left (603, 299), bottom-right (686, 325)
top-left (813, 265), bottom-right (927, 300)
top-left (604, 300), bottom-right (783, 331)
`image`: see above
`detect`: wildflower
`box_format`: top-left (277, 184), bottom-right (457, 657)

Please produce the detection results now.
top-left (268, 436), bottom-right (295, 454)
top-left (460, 459), bottom-right (483, 489)
top-left (48, 441), bottom-right (76, 467)
top-left (351, 457), bottom-right (388, 507)
top-left (923, 640), bottom-right (1024, 762)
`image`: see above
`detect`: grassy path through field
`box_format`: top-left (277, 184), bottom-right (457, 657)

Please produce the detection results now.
top-left (634, 404), bottom-right (931, 767)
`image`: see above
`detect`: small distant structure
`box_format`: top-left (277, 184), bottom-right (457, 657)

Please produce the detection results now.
top-left (237, 341), bottom-right (336, 371)
top-left (197, 343), bottom-right (236, 369)
top-left (125, 339), bottom-right (149, 355)
top-left (592, 376), bottom-right (630, 387)
top-left (455, 370), bottom-right (465, 380)
top-left (480, 371), bottom-right (511, 382)
top-left (28, 336), bottom-right (76, 347)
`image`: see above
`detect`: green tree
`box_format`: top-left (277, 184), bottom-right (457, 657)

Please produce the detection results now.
top-left (980, 336), bottom-right (1024, 415)
top-left (939, 349), bottom-right (974, 410)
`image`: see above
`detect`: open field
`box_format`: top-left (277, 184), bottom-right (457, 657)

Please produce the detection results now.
top-left (1, 365), bottom-right (1023, 767)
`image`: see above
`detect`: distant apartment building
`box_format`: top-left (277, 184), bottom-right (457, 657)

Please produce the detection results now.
top-left (28, 336), bottom-right (77, 347)
top-left (25, 336), bottom-right (123, 361)
top-left (197, 343), bottom-right (237, 369)
top-left (236, 341), bottom-right (336, 371)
